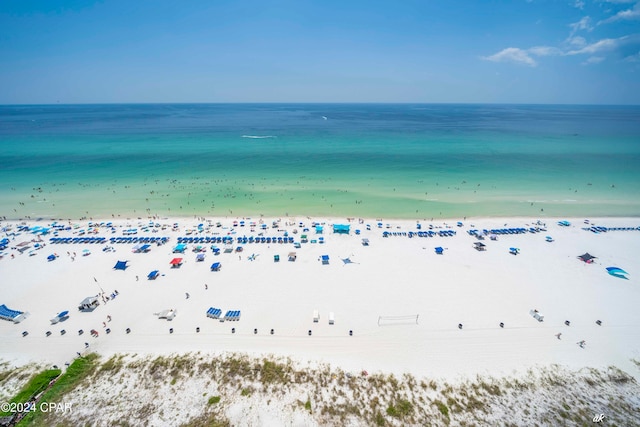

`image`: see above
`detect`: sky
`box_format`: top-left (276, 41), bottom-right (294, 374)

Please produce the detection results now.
top-left (0, 0), bottom-right (639, 104)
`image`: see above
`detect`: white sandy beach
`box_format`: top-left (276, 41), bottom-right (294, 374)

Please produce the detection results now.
top-left (1, 215), bottom-right (639, 385)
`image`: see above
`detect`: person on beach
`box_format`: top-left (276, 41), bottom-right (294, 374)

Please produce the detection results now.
top-left (107, 315), bottom-right (111, 322)
top-left (185, 292), bottom-right (190, 299)
top-left (577, 340), bottom-right (586, 348)
top-left (205, 284), bottom-right (208, 290)
top-left (555, 333), bottom-right (562, 340)
top-left (136, 276), bottom-right (139, 281)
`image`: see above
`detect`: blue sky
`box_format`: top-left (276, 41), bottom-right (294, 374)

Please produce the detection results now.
top-left (1, 0), bottom-right (639, 104)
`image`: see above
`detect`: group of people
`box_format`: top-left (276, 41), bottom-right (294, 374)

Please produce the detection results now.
top-left (555, 333), bottom-right (586, 348)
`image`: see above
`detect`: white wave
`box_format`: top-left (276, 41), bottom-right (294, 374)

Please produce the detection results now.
top-left (241, 135), bottom-right (277, 139)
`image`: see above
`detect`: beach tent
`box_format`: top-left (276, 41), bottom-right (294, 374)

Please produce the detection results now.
top-left (362, 238), bottom-right (370, 246)
top-left (473, 242), bottom-right (486, 251)
top-left (435, 247), bottom-right (444, 255)
top-left (170, 258), bottom-right (183, 268)
top-left (315, 225), bottom-right (323, 234)
top-left (578, 253), bottom-right (596, 263)
top-left (333, 224), bottom-right (350, 234)
top-left (78, 296), bottom-right (99, 311)
top-left (0, 304), bottom-right (26, 323)
top-left (47, 254), bottom-right (57, 262)
top-left (148, 270), bottom-right (160, 280)
top-left (509, 247), bottom-right (520, 255)
top-left (173, 243), bottom-right (187, 253)
top-left (288, 252), bottom-right (297, 262)
top-left (606, 267), bottom-right (628, 279)
top-left (274, 254), bottom-right (280, 262)
top-left (211, 262), bottom-right (221, 271)
top-left (196, 253), bottom-right (205, 262)
top-left (114, 260), bottom-right (128, 270)
top-left (321, 255), bottom-right (330, 265)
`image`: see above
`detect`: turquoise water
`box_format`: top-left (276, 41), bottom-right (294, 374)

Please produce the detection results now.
top-left (1, 104), bottom-right (639, 220)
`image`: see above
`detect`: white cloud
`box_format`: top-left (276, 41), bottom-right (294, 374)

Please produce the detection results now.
top-left (528, 46), bottom-right (563, 56)
top-left (482, 48), bottom-right (537, 66)
top-left (583, 56), bottom-right (605, 64)
top-left (566, 36), bottom-right (628, 55)
top-left (624, 51), bottom-right (640, 61)
top-left (600, 2), bottom-right (640, 24)
top-left (569, 16), bottom-right (593, 34)
top-left (574, 0), bottom-right (585, 9)
top-left (566, 36), bottom-right (587, 47)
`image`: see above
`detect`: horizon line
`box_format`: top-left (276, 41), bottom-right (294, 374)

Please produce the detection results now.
top-left (1, 101), bottom-right (640, 107)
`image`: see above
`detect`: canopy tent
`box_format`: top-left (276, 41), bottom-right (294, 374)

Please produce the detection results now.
top-left (211, 262), bottom-right (221, 271)
top-left (170, 258), bottom-right (183, 267)
top-left (196, 253), bottom-right (205, 261)
top-left (473, 242), bottom-right (486, 251)
top-left (114, 260), bottom-right (128, 270)
top-left (148, 270), bottom-right (160, 280)
top-left (321, 255), bottom-right (330, 265)
top-left (606, 267), bottom-right (628, 279)
top-left (315, 225), bottom-right (324, 234)
top-left (333, 224), bottom-right (350, 234)
top-left (172, 243), bottom-right (187, 253)
top-left (435, 247), bottom-right (444, 255)
top-left (78, 296), bottom-right (99, 311)
top-left (47, 254), bottom-right (57, 261)
top-left (288, 252), bottom-right (297, 261)
top-left (578, 253), bottom-right (596, 263)
top-left (509, 247), bottom-right (520, 255)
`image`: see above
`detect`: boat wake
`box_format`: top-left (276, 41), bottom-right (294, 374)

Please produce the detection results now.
top-left (241, 135), bottom-right (277, 139)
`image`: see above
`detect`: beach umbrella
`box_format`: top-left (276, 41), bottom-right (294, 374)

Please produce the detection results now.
top-left (606, 267), bottom-right (628, 279)
top-left (57, 310), bottom-right (69, 318)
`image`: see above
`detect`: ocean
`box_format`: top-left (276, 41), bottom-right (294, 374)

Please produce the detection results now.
top-left (1, 103), bottom-right (639, 220)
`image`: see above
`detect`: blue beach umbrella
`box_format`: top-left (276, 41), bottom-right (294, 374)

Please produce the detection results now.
top-left (57, 310), bottom-right (69, 318)
top-left (606, 267), bottom-right (628, 279)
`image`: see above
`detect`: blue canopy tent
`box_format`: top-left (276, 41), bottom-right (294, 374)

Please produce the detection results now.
top-left (333, 224), bottom-right (350, 234)
top-left (435, 247), bottom-right (444, 255)
top-left (139, 244), bottom-right (151, 253)
top-left (606, 267), bottom-right (628, 279)
top-left (148, 270), bottom-right (160, 280)
top-left (114, 260), bottom-right (128, 270)
top-left (173, 243), bottom-right (187, 253)
top-left (196, 253), bottom-right (205, 262)
top-left (315, 225), bottom-right (323, 234)
top-left (509, 247), bottom-right (520, 255)
top-left (47, 254), bottom-right (57, 262)
top-left (321, 255), bottom-right (329, 265)
top-left (211, 262), bottom-right (221, 271)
